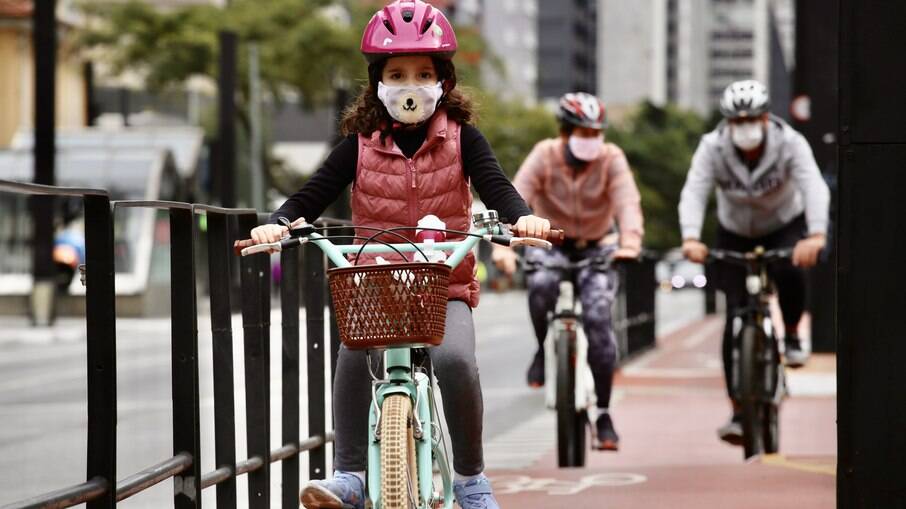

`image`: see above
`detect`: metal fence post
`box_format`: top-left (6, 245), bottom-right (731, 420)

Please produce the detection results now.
top-left (169, 207), bottom-right (202, 508)
top-left (83, 193), bottom-right (117, 508)
top-left (303, 241), bottom-right (327, 480)
top-left (280, 247), bottom-right (302, 508)
top-left (237, 213), bottom-right (271, 508)
top-left (203, 210), bottom-right (238, 508)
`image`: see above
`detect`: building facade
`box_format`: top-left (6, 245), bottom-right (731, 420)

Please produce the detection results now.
top-left (597, 0), bottom-right (794, 117)
top-left (477, 0), bottom-right (539, 102)
top-left (537, 0), bottom-right (597, 101)
top-left (597, 0), bottom-right (667, 108)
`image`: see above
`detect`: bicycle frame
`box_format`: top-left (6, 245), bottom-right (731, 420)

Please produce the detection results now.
top-left (239, 211), bottom-right (554, 507)
top-left (301, 223), bottom-right (500, 509)
top-left (719, 249), bottom-right (786, 405)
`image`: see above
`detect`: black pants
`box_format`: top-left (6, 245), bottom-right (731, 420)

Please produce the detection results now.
top-left (714, 215), bottom-right (807, 399)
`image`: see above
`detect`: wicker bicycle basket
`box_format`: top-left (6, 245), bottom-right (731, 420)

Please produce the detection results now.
top-left (327, 262), bottom-right (452, 349)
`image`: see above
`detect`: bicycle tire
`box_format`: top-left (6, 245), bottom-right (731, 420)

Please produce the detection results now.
top-left (763, 332), bottom-right (781, 454)
top-left (763, 403), bottom-right (780, 454)
top-left (556, 329), bottom-right (586, 467)
top-left (380, 394), bottom-right (418, 509)
top-left (739, 325), bottom-right (765, 459)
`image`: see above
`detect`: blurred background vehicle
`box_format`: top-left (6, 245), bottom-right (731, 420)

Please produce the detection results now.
top-left (656, 248), bottom-right (707, 291)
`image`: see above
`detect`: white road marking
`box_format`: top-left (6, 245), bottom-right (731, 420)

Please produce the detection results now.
top-left (490, 473), bottom-right (647, 495)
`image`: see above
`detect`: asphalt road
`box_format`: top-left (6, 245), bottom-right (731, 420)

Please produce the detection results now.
top-left (0, 288), bottom-right (703, 508)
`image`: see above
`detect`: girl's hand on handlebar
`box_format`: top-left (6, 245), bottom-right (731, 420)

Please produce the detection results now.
top-left (251, 224), bottom-right (288, 245)
top-left (514, 215), bottom-right (551, 240)
top-left (491, 244), bottom-right (518, 276)
top-left (792, 233), bottom-right (825, 268)
top-left (250, 217), bottom-right (308, 247)
top-left (682, 239), bottom-right (709, 264)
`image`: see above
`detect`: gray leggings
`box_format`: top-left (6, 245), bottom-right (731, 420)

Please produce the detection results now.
top-left (333, 300), bottom-right (484, 476)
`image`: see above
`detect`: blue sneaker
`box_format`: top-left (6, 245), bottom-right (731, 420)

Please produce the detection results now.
top-left (300, 471), bottom-right (365, 509)
top-left (453, 474), bottom-right (500, 509)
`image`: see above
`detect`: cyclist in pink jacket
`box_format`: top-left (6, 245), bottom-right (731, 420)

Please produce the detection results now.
top-left (493, 92), bottom-right (644, 450)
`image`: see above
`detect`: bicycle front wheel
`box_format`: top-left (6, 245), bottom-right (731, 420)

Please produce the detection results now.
top-left (380, 394), bottom-right (418, 509)
top-left (556, 329), bottom-right (586, 467)
top-left (739, 325), bottom-right (765, 459)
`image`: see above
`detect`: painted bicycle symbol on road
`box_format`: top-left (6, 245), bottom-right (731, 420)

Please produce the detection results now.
top-left (490, 473), bottom-right (648, 495)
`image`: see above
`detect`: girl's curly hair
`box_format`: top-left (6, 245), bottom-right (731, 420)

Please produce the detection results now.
top-left (340, 57), bottom-right (475, 139)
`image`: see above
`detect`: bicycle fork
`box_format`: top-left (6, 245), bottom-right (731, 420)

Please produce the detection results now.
top-left (367, 348), bottom-right (454, 509)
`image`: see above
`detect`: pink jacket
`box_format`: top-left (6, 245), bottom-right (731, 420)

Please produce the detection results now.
top-left (514, 139), bottom-right (644, 250)
top-left (350, 110), bottom-right (480, 307)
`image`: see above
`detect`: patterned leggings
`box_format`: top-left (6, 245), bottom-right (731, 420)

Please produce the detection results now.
top-left (525, 244), bottom-right (620, 408)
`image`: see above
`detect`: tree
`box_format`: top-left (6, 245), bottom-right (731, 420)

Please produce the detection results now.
top-left (606, 102), bottom-right (712, 251)
top-left (472, 91), bottom-right (558, 177)
top-left (77, 0), bottom-right (365, 105)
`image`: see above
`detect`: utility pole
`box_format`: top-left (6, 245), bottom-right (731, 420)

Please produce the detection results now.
top-left (31, 0), bottom-right (57, 326)
top-left (793, 0), bottom-right (839, 353)
top-left (218, 31), bottom-right (238, 208)
top-left (249, 43), bottom-right (264, 212)
top-left (836, 2), bottom-right (906, 506)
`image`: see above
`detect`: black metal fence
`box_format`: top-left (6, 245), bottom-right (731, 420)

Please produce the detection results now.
top-left (0, 180), bottom-right (337, 509)
top-left (614, 254), bottom-right (658, 361)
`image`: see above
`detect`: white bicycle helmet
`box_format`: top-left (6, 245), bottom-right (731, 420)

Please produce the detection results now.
top-left (719, 80), bottom-right (770, 119)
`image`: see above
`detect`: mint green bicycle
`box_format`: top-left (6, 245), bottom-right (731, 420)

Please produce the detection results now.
top-left (239, 210), bottom-right (552, 509)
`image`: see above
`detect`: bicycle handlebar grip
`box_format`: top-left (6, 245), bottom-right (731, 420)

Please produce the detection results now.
top-left (511, 237), bottom-right (554, 250)
top-left (241, 243), bottom-right (277, 256)
top-left (234, 239), bottom-right (255, 256)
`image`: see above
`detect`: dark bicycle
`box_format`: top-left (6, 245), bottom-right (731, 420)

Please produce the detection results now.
top-left (524, 251), bottom-right (620, 467)
top-left (709, 246), bottom-right (792, 459)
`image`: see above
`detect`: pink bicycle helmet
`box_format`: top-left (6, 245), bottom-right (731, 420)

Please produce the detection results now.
top-left (360, 0), bottom-right (458, 63)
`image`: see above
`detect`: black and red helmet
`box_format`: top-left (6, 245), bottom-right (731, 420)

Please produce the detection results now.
top-left (557, 92), bottom-right (607, 129)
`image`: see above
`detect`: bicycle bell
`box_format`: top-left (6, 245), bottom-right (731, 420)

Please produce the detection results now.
top-left (472, 210), bottom-right (499, 228)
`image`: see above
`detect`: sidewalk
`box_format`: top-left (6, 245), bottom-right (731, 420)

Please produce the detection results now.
top-left (489, 316), bottom-right (836, 508)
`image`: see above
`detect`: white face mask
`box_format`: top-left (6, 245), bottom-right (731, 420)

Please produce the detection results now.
top-left (568, 135), bottom-right (604, 161)
top-left (377, 81), bottom-right (444, 125)
top-left (731, 122), bottom-right (765, 151)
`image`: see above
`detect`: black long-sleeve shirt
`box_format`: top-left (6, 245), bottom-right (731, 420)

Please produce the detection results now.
top-left (270, 124), bottom-right (531, 225)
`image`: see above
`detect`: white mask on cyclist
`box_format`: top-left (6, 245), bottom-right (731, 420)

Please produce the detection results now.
top-left (731, 122), bottom-right (765, 151)
top-left (568, 134), bottom-right (604, 161)
top-left (377, 81), bottom-right (444, 125)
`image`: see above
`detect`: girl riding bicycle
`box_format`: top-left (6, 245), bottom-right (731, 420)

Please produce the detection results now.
top-left (492, 92), bottom-right (644, 451)
top-left (249, 2), bottom-right (549, 508)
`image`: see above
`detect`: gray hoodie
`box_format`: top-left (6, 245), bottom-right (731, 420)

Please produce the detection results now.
top-left (678, 115), bottom-right (830, 240)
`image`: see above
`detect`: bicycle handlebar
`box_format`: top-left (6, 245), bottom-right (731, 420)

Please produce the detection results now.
top-left (707, 247), bottom-right (794, 265)
top-left (234, 218), bottom-right (559, 270)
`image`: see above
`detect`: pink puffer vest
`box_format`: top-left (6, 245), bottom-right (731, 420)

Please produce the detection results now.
top-left (351, 109), bottom-right (479, 307)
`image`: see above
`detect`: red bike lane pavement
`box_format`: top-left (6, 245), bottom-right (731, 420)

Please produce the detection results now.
top-left (487, 316), bottom-right (836, 509)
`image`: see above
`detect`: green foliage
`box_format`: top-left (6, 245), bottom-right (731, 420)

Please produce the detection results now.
top-left (473, 91), bottom-right (559, 178)
top-left (76, 0), bottom-right (363, 106)
top-left (606, 102), bottom-right (711, 251)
